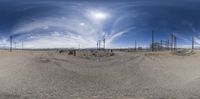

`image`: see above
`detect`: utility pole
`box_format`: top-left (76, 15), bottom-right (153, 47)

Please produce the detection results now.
top-left (10, 36), bottom-right (12, 52)
top-left (14, 42), bottom-right (16, 49)
top-left (171, 34), bottom-right (174, 51)
top-left (152, 30), bottom-right (154, 51)
top-left (161, 40), bottom-right (163, 51)
top-left (167, 39), bottom-right (170, 50)
top-left (103, 38), bottom-right (105, 49)
top-left (99, 40), bottom-right (101, 50)
top-left (135, 40), bottom-right (137, 51)
top-left (174, 36), bottom-right (177, 51)
top-left (171, 33), bottom-right (177, 51)
top-left (192, 36), bottom-right (194, 51)
top-left (22, 40), bottom-right (23, 50)
top-left (97, 41), bottom-right (99, 50)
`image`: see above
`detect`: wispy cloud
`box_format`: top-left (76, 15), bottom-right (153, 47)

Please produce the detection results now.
top-left (1, 0), bottom-right (200, 48)
top-left (11, 13), bottom-right (132, 48)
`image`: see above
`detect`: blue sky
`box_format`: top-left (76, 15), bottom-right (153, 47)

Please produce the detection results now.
top-left (0, 0), bottom-right (200, 48)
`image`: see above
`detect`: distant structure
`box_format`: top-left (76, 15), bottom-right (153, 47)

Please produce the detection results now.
top-left (78, 44), bottom-right (80, 50)
top-left (97, 40), bottom-right (101, 50)
top-left (98, 40), bottom-right (101, 50)
top-left (22, 40), bottom-right (24, 50)
top-left (150, 31), bottom-right (173, 51)
top-left (138, 47), bottom-right (143, 50)
top-left (192, 36), bottom-right (194, 51)
top-left (152, 30), bottom-right (154, 51)
top-left (167, 39), bottom-right (170, 50)
top-left (151, 42), bottom-right (164, 51)
top-left (14, 42), bottom-right (16, 49)
top-left (103, 38), bottom-right (106, 49)
top-left (160, 40), bottom-right (169, 50)
top-left (135, 40), bottom-right (137, 51)
top-left (170, 33), bottom-right (177, 51)
top-left (174, 36), bottom-right (177, 51)
top-left (10, 36), bottom-right (12, 52)
top-left (97, 41), bottom-right (99, 50)
top-left (171, 34), bottom-right (173, 50)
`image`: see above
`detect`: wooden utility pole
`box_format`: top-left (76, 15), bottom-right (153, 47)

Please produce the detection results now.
top-left (10, 36), bottom-right (12, 52)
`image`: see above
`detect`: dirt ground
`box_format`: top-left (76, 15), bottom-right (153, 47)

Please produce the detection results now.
top-left (0, 50), bottom-right (200, 99)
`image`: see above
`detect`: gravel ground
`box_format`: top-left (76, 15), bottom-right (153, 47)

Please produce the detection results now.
top-left (0, 50), bottom-right (200, 99)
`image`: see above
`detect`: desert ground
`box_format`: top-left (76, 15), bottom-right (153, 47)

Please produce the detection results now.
top-left (0, 50), bottom-right (200, 99)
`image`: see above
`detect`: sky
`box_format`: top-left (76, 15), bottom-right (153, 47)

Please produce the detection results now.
top-left (0, 0), bottom-right (200, 48)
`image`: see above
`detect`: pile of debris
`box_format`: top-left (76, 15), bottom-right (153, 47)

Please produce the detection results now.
top-left (57, 49), bottom-right (114, 57)
top-left (173, 49), bottom-right (194, 56)
top-left (77, 50), bottom-right (114, 58)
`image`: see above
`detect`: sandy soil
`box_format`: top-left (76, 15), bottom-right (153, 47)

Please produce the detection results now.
top-left (0, 50), bottom-right (200, 99)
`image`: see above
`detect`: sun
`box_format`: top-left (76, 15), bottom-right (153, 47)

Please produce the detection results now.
top-left (93, 12), bottom-right (107, 19)
top-left (89, 11), bottom-right (108, 20)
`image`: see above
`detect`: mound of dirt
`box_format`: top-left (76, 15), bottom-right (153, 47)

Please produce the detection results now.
top-left (173, 49), bottom-right (194, 56)
top-left (1, 50), bottom-right (200, 98)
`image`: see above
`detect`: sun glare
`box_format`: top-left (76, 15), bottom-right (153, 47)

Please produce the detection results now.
top-left (90, 11), bottom-right (108, 20)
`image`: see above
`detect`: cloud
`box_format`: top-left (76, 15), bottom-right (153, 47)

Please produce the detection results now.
top-left (106, 27), bottom-right (135, 46)
top-left (1, 0), bottom-right (200, 48)
top-left (194, 37), bottom-right (200, 44)
top-left (23, 33), bottom-right (96, 48)
top-left (11, 17), bottom-right (98, 48)
top-left (9, 1), bottom-right (137, 48)
top-left (11, 12), bottom-right (130, 48)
